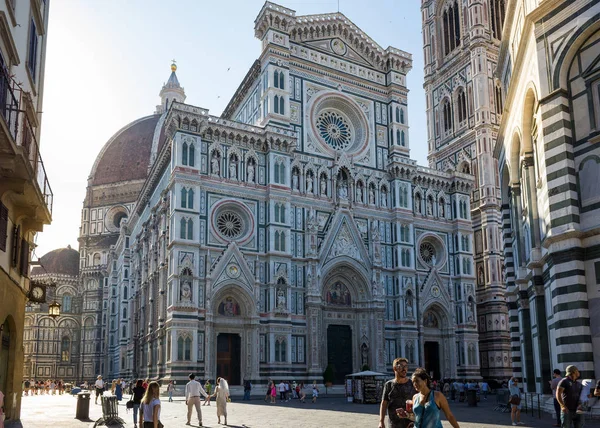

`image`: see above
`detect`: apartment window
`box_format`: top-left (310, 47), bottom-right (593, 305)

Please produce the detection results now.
top-left (0, 201), bottom-right (8, 252)
top-left (27, 19), bottom-right (38, 82)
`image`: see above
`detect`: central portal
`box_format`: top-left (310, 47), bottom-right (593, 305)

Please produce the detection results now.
top-left (424, 341), bottom-right (440, 380)
top-left (327, 325), bottom-right (352, 384)
top-left (216, 333), bottom-right (241, 385)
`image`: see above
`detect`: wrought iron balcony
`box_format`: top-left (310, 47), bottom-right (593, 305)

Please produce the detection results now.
top-left (0, 64), bottom-right (53, 220)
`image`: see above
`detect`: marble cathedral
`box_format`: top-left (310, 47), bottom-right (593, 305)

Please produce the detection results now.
top-left (25, 2), bottom-right (480, 384)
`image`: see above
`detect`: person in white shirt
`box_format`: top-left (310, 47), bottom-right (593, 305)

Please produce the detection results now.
top-left (185, 373), bottom-right (209, 426)
top-left (94, 375), bottom-right (104, 404)
top-left (278, 381), bottom-right (286, 401)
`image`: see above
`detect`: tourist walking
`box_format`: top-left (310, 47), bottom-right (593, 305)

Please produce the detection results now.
top-left (443, 382), bottom-right (450, 399)
top-left (203, 379), bottom-right (212, 406)
top-left (551, 369), bottom-right (563, 427)
top-left (167, 381), bottom-right (175, 402)
top-left (131, 379), bottom-right (145, 428)
top-left (213, 377), bottom-right (230, 425)
top-left (185, 373), bottom-right (209, 426)
top-left (396, 368), bottom-right (460, 428)
top-left (264, 381), bottom-right (272, 402)
top-left (270, 382), bottom-right (277, 403)
top-left (480, 381), bottom-right (489, 400)
top-left (115, 378), bottom-right (123, 401)
top-left (139, 381), bottom-right (162, 428)
top-left (94, 375), bottom-right (104, 404)
top-left (556, 365), bottom-right (584, 428)
top-left (278, 380), bottom-right (286, 401)
top-left (509, 377), bottom-right (524, 426)
top-left (378, 357), bottom-right (416, 428)
top-left (243, 379), bottom-right (251, 401)
top-left (312, 383), bottom-right (319, 403)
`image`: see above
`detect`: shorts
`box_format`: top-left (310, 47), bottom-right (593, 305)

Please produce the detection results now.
top-left (96, 388), bottom-right (103, 397)
top-left (511, 403), bottom-right (521, 410)
top-left (312, 392), bottom-right (318, 398)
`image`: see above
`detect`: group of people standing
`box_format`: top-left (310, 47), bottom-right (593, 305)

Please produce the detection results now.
top-left (22, 379), bottom-right (67, 395)
top-left (264, 380), bottom-right (314, 403)
top-left (379, 358), bottom-right (461, 428)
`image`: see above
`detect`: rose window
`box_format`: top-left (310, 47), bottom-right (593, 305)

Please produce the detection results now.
top-left (419, 242), bottom-right (436, 264)
top-left (216, 211), bottom-right (243, 239)
top-left (316, 111), bottom-right (352, 151)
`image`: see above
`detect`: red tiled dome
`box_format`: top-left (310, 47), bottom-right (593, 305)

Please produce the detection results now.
top-left (90, 115), bottom-right (162, 186)
top-left (31, 246), bottom-right (79, 277)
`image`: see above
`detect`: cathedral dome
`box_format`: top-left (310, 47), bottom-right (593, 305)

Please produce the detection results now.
top-left (88, 115), bottom-right (164, 186)
top-left (31, 246), bottom-right (79, 277)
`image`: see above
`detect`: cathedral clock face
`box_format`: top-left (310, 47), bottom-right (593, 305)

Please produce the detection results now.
top-left (30, 284), bottom-right (46, 303)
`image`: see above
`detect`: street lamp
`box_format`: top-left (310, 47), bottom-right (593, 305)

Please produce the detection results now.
top-left (48, 301), bottom-right (61, 318)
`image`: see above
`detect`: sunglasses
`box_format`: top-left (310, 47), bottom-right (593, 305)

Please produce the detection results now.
top-left (395, 365), bottom-right (409, 370)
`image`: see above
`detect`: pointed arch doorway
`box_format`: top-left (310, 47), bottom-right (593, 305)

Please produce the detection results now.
top-left (422, 306), bottom-right (454, 380)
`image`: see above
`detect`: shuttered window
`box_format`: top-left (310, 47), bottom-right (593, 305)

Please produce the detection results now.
top-left (0, 202), bottom-right (7, 251)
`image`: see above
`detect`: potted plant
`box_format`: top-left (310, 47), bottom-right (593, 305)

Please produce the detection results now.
top-left (323, 364), bottom-right (335, 387)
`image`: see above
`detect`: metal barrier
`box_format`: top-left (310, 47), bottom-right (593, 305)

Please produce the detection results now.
top-left (93, 395), bottom-right (125, 427)
top-left (522, 393), bottom-right (543, 419)
top-left (494, 389), bottom-right (510, 413)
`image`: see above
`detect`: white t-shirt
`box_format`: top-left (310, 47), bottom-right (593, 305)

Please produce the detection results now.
top-left (95, 379), bottom-right (104, 389)
top-left (279, 382), bottom-right (285, 392)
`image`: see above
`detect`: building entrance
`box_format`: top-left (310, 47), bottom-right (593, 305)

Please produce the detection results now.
top-left (216, 333), bottom-right (241, 385)
top-left (327, 325), bottom-right (352, 384)
top-left (424, 341), bottom-right (440, 380)
top-left (0, 319), bottom-right (10, 394)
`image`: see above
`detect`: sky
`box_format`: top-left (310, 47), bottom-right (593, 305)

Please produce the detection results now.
top-left (34, 0), bottom-right (427, 258)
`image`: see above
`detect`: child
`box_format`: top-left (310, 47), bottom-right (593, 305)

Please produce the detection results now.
top-left (312, 384), bottom-right (319, 403)
top-left (203, 380), bottom-right (212, 406)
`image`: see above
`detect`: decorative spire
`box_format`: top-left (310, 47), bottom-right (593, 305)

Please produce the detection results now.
top-left (156, 60), bottom-right (186, 114)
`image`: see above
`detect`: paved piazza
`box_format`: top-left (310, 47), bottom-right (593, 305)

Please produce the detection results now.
top-left (7, 393), bottom-right (600, 428)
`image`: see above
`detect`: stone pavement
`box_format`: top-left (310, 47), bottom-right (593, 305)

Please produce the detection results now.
top-left (6, 392), bottom-right (600, 428)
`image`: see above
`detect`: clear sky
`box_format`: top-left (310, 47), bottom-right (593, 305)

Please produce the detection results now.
top-left (34, 0), bottom-right (427, 258)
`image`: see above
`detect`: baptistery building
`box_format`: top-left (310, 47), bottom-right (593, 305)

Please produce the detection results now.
top-left (31, 2), bottom-right (479, 385)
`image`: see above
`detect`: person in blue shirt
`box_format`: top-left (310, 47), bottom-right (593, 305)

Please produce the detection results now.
top-left (396, 368), bottom-right (460, 428)
top-left (509, 377), bottom-right (524, 426)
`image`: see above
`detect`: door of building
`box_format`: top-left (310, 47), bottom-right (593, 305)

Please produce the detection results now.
top-left (216, 333), bottom-right (241, 385)
top-left (424, 341), bottom-right (440, 380)
top-left (0, 319), bottom-right (10, 394)
top-left (327, 325), bottom-right (352, 384)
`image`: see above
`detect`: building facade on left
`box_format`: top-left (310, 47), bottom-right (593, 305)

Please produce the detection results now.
top-left (0, 0), bottom-right (52, 422)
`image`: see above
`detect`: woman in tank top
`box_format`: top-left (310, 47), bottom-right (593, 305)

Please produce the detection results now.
top-left (396, 368), bottom-right (460, 428)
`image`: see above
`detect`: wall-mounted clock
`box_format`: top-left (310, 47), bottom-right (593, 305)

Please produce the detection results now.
top-left (29, 283), bottom-right (47, 303)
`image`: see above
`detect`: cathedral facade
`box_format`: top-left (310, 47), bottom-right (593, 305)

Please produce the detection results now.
top-left (71, 2), bottom-right (478, 384)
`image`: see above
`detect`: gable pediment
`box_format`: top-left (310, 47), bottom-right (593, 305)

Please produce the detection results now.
top-left (209, 242), bottom-right (255, 293)
top-left (319, 210), bottom-right (370, 267)
top-left (419, 269), bottom-right (452, 311)
top-left (302, 38), bottom-right (374, 68)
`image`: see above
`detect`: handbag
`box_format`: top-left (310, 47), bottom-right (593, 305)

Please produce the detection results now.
top-left (126, 394), bottom-right (134, 410)
top-left (509, 394), bottom-right (521, 405)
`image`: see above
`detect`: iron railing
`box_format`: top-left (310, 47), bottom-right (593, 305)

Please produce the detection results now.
top-left (0, 64), bottom-right (53, 215)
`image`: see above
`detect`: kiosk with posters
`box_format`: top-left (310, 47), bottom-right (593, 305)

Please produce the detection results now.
top-left (345, 371), bottom-right (386, 404)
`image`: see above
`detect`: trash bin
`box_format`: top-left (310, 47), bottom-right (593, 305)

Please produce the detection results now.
top-left (466, 389), bottom-right (477, 407)
top-left (76, 391), bottom-right (91, 420)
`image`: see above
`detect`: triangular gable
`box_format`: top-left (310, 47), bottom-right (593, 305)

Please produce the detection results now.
top-left (209, 242), bottom-right (255, 293)
top-left (302, 38), bottom-right (373, 67)
top-left (419, 268), bottom-right (452, 312)
top-left (320, 210), bottom-right (370, 267)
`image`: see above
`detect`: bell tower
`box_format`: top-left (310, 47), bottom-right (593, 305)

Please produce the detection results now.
top-left (421, 0), bottom-right (511, 380)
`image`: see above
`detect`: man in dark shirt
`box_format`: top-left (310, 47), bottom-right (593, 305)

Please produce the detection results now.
top-left (550, 369), bottom-right (562, 427)
top-left (556, 365), bottom-right (583, 428)
top-left (379, 357), bottom-right (416, 428)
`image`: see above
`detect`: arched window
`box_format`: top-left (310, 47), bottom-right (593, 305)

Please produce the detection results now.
top-left (274, 70), bottom-right (280, 89)
top-left (122, 325), bottom-right (127, 339)
top-left (396, 129), bottom-right (401, 147)
top-left (182, 142), bottom-right (188, 165)
top-left (111, 302), bottom-right (115, 314)
top-left (279, 71), bottom-right (285, 90)
top-left (274, 95), bottom-right (280, 114)
top-left (124, 269), bottom-right (128, 279)
top-left (188, 144), bottom-right (195, 167)
top-left (275, 339), bottom-right (287, 362)
top-left (395, 107), bottom-right (400, 123)
top-left (61, 336), bottom-right (70, 362)
top-left (442, 98), bottom-right (453, 132)
top-left (276, 161), bottom-right (285, 184)
top-left (443, 1), bottom-right (461, 55)
top-left (400, 108), bottom-right (405, 124)
top-left (490, 0), bottom-right (506, 40)
top-left (180, 218), bottom-right (187, 239)
top-left (122, 307), bottom-right (127, 319)
top-left (181, 187), bottom-right (187, 208)
top-left (62, 294), bottom-right (72, 313)
top-left (401, 130), bottom-right (406, 146)
top-left (187, 219), bottom-right (194, 240)
top-left (123, 286), bottom-right (128, 299)
top-left (187, 188), bottom-right (194, 209)
top-left (494, 84), bottom-right (503, 114)
top-left (279, 96), bottom-right (285, 115)
top-left (457, 89), bottom-right (467, 123)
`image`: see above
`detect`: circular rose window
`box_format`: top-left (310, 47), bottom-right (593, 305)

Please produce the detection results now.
top-left (217, 211), bottom-right (243, 239)
top-left (316, 111), bottom-right (352, 151)
top-left (420, 242), bottom-right (436, 264)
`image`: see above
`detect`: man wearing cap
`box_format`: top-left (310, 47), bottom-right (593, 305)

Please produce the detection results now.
top-left (94, 375), bottom-right (104, 405)
top-left (556, 365), bottom-right (583, 428)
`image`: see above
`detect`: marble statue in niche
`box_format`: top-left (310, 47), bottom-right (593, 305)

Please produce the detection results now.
top-left (211, 153), bottom-right (220, 176)
top-left (356, 186), bottom-right (363, 203)
top-left (361, 343), bottom-right (369, 367)
top-left (338, 179), bottom-right (348, 199)
top-left (246, 160), bottom-right (255, 183)
top-left (181, 280), bottom-right (192, 302)
top-left (276, 288), bottom-right (286, 309)
top-left (405, 292), bottom-right (413, 318)
top-left (229, 157), bottom-right (237, 180)
top-left (381, 189), bottom-right (387, 207)
top-left (415, 194), bottom-right (422, 213)
top-left (320, 176), bottom-right (327, 196)
top-left (369, 187), bottom-right (376, 204)
top-left (427, 196), bottom-right (434, 215)
top-left (292, 170), bottom-right (299, 190)
top-left (439, 200), bottom-right (445, 217)
top-left (306, 174), bottom-right (313, 194)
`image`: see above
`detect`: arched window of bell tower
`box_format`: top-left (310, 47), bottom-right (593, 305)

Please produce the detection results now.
top-left (490, 0), bottom-right (506, 40)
